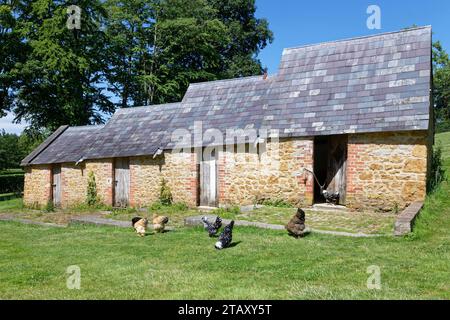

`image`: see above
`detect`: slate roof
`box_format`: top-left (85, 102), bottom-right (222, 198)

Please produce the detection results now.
top-left (22, 26), bottom-right (432, 165)
top-left (85, 103), bottom-right (181, 159)
top-left (21, 125), bottom-right (103, 165)
top-left (265, 26), bottom-right (432, 136)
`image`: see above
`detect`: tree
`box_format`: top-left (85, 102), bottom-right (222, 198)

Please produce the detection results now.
top-left (104, 0), bottom-right (273, 106)
top-left (5, 0), bottom-right (114, 131)
top-left (146, 0), bottom-right (229, 104)
top-left (103, 0), bottom-right (155, 108)
top-left (207, 0), bottom-right (273, 78)
top-left (0, 129), bottom-right (46, 169)
top-left (433, 41), bottom-right (450, 131)
top-left (0, 0), bottom-right (28, 117)
top-left (2, 0), bottom-right (273, 128)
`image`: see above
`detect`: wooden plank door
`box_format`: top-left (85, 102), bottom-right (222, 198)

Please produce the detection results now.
top-left (200, 148), bottom-right (217, 207)
top-left (114, 158), bottom-right (130, 207)
top-left (52, 164), bottom-right (61, 207)
top-left (326, 135), bottom-right (348, 205)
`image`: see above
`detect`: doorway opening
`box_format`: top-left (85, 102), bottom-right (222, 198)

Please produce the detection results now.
top-left (313, 135), bottom-right (348, 205)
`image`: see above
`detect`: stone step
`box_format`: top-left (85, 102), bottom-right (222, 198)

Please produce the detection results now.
top-left (311, 203), bottom-right (348, 212)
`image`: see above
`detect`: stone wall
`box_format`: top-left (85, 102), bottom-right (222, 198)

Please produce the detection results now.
top-left (346, 131), bottom-right (428, 211)
top-left (23, 165), bottom-right (51, 208)
top-left (61, 163), bottom-right (86, 207)
top-left (129, 151), bottom-right (197, 207)
top-left (22, 130), bottom-right (429, 211)
top-left (60, 159), bottom-right (114, 207)
top-left (218, 138), bottom-right (314, 207)
top-left (85, 159), bottom-right (114, 206)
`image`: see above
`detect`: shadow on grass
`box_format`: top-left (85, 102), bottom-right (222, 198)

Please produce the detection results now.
top-left (228, 241), bottom-right (242, 248)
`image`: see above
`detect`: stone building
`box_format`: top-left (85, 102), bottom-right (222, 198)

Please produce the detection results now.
top-left (21, 27), bottom-right (433, 211)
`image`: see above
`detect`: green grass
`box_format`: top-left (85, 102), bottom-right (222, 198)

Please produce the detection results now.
top-left (0, 201), bottom-right (448, 299)
top-left (436, 131), bottom-right (450, 169)
top-left (0, 133), bottom-right (449, 299)
top-left (0, 197), bottom-right (24, 211)
top-left (215, 206), bottom-right (396, 235)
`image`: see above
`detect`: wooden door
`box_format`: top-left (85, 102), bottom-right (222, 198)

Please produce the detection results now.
top-left (200, 148), bottom-right (217, 207)
top-left (52, 164), bottom-right (61, 207)
top-left (326, 135), bottom-right (348, 204)
top-left (114, 158), bottom-right (130, 207)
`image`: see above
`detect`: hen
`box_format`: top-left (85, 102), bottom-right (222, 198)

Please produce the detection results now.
top-left (286, 208), bottom-right (306, 238)
top-left (131, 217), bottom-right (148, 237)
top-left (152, 213), bottom-right (169, 233)
top-left (321, 187), bottom-right (339, 205)
top-left (215, 220), bottom-right (234, 250)
top-left (201, 216), bottom-right (222, 237)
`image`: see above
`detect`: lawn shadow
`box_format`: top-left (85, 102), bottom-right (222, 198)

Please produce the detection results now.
top-left (287, 230), bottom-right (311, 239)
top-left (228, 241), bottom-right (242, 248)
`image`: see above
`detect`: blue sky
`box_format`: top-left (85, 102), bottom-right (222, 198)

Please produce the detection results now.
top-left (256, 0), bottom-right (450, 74)
top-left (1, 0), bottom-right (449, 134)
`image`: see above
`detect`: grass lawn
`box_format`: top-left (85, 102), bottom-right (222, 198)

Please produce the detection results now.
top-left (217, 206), bottom-right (396, 235)
top-left (0, 133), bottom-right (449, 299)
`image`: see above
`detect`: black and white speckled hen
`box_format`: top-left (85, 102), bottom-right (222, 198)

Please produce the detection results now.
top-left (215, 220), bottom-right (234, 249)
top-left (201, 216), bottom-right (222, 237)
top-left (320, 185), bottom-right (339, 205)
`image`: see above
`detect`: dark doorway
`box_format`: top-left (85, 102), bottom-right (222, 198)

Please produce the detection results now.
top-left (313, 135), bottom-right (348, 205)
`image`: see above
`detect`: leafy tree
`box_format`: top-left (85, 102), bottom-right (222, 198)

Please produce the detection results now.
top-left (0, 130), bottom-right (22, 169)
top-left (103, 0), bottom-right (155, 108)
top-left (147, 0), bottom-right (229, 104)
top-left (206, 0), bottom-right (273, 78)
top-left (433, 41), bottom-right (450, 131)
top-left (5, 0), bottom-right (114, 131)
top-left (0, 0), bottom-right (28, 117)
top-left (104, 0), bottom-right (273, 106)
top-left (0, 129), bottom-right (46, 169)
top-left (2, 0), bottom-right (273, 128)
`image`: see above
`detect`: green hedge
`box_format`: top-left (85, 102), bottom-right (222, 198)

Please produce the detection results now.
top-left (0, 174), bottom-right (24, 193)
